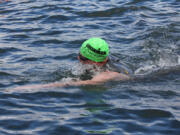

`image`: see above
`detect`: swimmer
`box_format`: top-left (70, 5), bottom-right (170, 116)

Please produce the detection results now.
top-left (9, 38), bottom-right (130, 91)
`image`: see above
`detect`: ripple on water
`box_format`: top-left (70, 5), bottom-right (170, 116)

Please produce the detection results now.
top-left (0, 0), bottom-right (180, 135)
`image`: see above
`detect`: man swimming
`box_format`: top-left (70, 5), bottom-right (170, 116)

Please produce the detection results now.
top-left (10, 37), bottom-right (130, 90)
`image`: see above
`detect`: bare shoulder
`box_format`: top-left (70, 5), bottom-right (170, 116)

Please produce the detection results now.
top-left (92, 71), bottom-right (130, 82)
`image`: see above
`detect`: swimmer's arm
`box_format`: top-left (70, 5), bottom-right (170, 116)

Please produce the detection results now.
top-left (6, 71), bottom-right (130, 92)
top-left (44, 71), bottom-right (130, 86)
top-left (66, 71), bottom-right (130, 86)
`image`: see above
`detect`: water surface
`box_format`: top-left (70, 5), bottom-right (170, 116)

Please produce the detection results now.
top-left (0, 0), bottom-right (180, 134)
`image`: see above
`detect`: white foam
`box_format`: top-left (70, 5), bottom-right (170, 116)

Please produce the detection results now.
top-left (71, 62), bottom-right (103, 76)
top-left (135, 65), bottom-right (157, 75)
top-left (135, 54), bottom-right (180, 75)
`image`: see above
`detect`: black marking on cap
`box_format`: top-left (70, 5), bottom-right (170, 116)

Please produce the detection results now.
top-left (86, 44), bottom-right (106, 55)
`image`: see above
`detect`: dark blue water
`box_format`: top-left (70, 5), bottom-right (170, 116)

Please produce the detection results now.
top-left (0, 0), bottom-right (180, 134)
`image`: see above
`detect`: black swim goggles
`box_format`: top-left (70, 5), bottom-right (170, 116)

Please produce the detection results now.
top-left (78, 53), bottom-right (108, 64)
top-left (78, 53), bottom-right (89, 61)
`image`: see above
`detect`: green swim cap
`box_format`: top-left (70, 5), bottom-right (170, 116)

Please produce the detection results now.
top-left (80, 37), bottom-right (109, 62)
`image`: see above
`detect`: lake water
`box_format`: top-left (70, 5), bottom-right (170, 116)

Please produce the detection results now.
top-left (0, 0), bottom-right (180, 135)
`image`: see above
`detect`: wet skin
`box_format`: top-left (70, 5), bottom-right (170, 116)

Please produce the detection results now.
top-left (6, 57), bottom-right (130, 92)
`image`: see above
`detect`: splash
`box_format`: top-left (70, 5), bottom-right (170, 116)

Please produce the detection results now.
top-left (135, 27), bottom-right (180, 76)
top-left (71, 62), bottom-right (103, 76)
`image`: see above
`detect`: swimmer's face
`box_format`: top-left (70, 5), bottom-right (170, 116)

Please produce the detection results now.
top-left (78, 53), bottom-right (108, 67)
